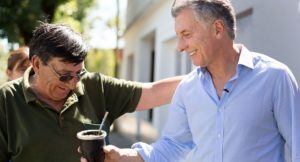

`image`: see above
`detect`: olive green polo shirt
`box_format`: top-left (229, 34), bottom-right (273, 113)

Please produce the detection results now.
top-left (0, 67), bottom-right (142, 162)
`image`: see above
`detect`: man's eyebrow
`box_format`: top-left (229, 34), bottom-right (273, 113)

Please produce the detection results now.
top-left (181, 30), bottom-right (190, 34)
top-left (177, 29), bottom-right (188, 36)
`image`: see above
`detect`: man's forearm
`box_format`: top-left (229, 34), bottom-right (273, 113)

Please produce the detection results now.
top-left (137, 75), bottom-right (184, 110)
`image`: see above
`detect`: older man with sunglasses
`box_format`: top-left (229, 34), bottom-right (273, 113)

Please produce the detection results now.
top-left (0, 22), bottom-right (183, 162)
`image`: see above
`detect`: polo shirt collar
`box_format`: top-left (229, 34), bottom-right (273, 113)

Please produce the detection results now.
top-left (22, 66), bottom-right (85, 104)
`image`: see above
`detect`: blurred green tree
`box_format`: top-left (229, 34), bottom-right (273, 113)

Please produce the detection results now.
top-left (85, 48), bottom-right (116, 76)
top-left (105, 0), bottom-right (124, 77)
top-left (0, 0), bottom-right (95, 45)
top-left (0, 0), bottom-right (117, 81)
top-left (0, 47), bottom-right (8, 84)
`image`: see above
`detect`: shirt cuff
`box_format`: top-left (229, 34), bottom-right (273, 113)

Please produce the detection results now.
top-left (131, 142), bottom-right (153, 162)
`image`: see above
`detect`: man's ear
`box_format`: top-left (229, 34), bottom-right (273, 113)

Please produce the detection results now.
top-left (213, 19), bottom-right (225, 38)
top-left (6, 69), bottom-right (12, 80)
top-left (31, 55), bottom-right (41, 74)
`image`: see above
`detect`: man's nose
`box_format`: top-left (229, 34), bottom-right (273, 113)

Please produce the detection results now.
top-left (177, 39), bottom-right (187, 52)
top-left (65, 77), bottom-right (79, 90)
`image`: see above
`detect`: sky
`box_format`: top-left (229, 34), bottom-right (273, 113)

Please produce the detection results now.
top-left (86, 0), bottom-right (127, 49)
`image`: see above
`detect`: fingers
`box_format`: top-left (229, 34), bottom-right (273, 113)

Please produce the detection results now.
top-left (80, 157), bottom-right (88, 162)
top-left (79, 145), bottom-right (120, 162)
top-left (103, 145), bottom-right (118, 153)
top-left (78, 147), bottom-right (87, 162)
top-left (104, 145), bottom-right (122, 162)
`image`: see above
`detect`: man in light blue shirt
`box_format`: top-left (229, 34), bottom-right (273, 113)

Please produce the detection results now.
top-left (80, 0), bottom-right (299, 162)
top-left (131, 44), bottom-right (298, 162)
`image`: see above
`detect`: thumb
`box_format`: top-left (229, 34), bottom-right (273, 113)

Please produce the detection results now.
top-left (80, 157), bottom-right (88, 162)
top-left (103, 145), bottom-right (118, 153)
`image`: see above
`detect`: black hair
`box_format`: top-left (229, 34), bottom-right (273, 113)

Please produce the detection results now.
top-left (29, 22), bottom-right (88, 65)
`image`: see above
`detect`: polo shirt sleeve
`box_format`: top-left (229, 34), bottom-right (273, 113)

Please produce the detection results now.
top-left (100, 74), bottom-right (142, 121)
top-left (0, 88), bottom-right (10, 161)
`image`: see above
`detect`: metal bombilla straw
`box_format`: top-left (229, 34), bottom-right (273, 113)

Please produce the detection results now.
top-left (98, 111), bottom-right (109, 135)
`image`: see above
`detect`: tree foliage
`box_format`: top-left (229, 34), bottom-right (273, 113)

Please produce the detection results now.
top-left (53, 0), bottom-right (95, 33)
top-left (0, 0), bottom-right (117, 81)
top-left (0, 0), bottom-right (95, 45)
top-left (85, 49), bottom-right (116, 77)
top-left (0, 48), bottom-right (8, 84)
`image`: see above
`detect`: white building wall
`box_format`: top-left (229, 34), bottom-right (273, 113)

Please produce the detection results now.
top-left (121, 0), bottom-right (180, 135)
top-left (126, 0), bottom-right (152, 28)
top-left (120, 1), bottom-right (300, 159)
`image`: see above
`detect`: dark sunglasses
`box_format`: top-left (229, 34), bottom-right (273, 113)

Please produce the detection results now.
top-left (47, 64), bottom-right (86, 82)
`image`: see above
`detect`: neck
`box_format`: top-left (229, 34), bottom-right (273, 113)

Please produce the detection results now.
top-left (207, 43), bottom-right (240, 80)
top-left (207, 43), bottom-right (240, 98)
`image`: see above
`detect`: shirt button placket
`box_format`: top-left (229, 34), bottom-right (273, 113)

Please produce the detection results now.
top-left (216, 107), bottom-right (224, 162)
top-left (59, 115), bottom-right (64, 128)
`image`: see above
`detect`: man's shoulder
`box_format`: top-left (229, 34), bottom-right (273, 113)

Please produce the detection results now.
top-left (252, 52), bottom-right (290, 73)
top-left (239, 44), bottom-right (289, 72)
top-left (177, 69), bottom-right (199, 89)
top-left (81, 72), bottom-right (131, 85)
top-left (80, 72), bottom-right (111, 86)
top-left (250, 52), bottom-right (297, 86)
top-left (81, 72), bottom-right (141, 90)
top-left (182, 68), bottom-right (199, 82)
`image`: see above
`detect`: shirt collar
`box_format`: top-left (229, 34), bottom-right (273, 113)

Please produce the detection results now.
top-left (22, 66), bottom-right (85, 103)
top-left (235, 44), bottom-right (254, 70)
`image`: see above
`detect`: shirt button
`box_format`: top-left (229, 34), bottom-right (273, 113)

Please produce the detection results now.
top-left (218, 134), bottom-right (221, 138)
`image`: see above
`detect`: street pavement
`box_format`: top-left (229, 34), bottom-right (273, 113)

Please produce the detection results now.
top-left (108, 113), bottom-right (158, 148)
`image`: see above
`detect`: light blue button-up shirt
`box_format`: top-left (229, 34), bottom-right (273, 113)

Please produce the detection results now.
top-left (133, 45), bottom-right (299, 162)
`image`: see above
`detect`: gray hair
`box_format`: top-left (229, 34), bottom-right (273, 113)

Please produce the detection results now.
top-left (171, 0), bottom-right (236, 39)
